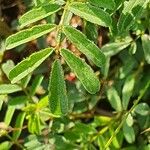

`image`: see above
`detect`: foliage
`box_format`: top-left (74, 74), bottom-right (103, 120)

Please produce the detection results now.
top-left (0, 0), bottom-right (150, 149)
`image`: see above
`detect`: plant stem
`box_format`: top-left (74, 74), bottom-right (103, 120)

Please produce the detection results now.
top-left (5, 134), bottom-right (24, 149)
top-left (55, 0), bottom-right (72, 53)
top-left (104, 80), bottom-right (150, 149)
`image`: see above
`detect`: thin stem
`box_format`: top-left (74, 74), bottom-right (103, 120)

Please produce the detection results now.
top-left (5, 134), bottom-right (24, 149)
top-left (104, 80), bottom-right (150, 149)
top-left (55, 0), bottom-right (71, 53)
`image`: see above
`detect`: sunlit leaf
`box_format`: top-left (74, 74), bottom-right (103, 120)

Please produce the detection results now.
top-left (0, 84), bottom-right (22, 94)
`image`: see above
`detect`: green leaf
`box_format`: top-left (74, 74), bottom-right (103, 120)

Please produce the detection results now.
top-left (30, 75), bottom-right (44, 96)
top-left (141, 34), bottom-right (150, 64)
top-left (8, 96), bottom-right (28, 109)
top-left (4, 106), bottom-right (15, 126)
top-left (122, 75), bottom-right (135, 110)
top-left (84, 21), bottom-right (98, 43)
top-left (6, 24), bottom-right (56, 49)
top-left (88, 0), bottom-right (115, 10)
top-left (0, 84), bottom-right (22, 94)
top-left (12, 112), bottom-right (26, 141)
top-left (9, 48), bottom-right (53, 83)
top-left (1, 60), bottom-right (14, 78)
top-left (107, 86), bottom-right (122, 111)
top-left (28, 113), bottom-right (41, 134)
top-left (19, 3), bottom-right (61, 27)
top-left (21, 75), bottom-right (32, 88)
top-left (123, 122), bottom-right (135, 143)
top-left (69, 2), bottom-right (112, 27)
top-left (117, 0), bottom-right (149, 32)
top-left (102, 41), bottom-right (131, 57)
top-left (61, 48), bottom-right (100, 94)
top-left (0, 141), bottom-right (12, 150)
top-left (134, 103), bottom-right (150, 116)
top-left (126, 113), bottom-right (134, 127)
top-left (129, 42), bottom-right (137, 54)
top-left (0, 96), bottom-right (4, 111)
top-left (63, 26), bottom-right (106, 67)
top-left (49, 59), bottom-right (68, 116)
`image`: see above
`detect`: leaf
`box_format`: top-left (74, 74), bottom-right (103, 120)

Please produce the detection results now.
top-left (30, 75), bottom-right (44, 96)
top-left (141, 34), bottom-right (150, 64)
top-left (122, 75), bottom-right (135, 110)
top-left (117, 0), bottom-right (149, 32)
top-left (134, 103), bottom-right (150, 116)
top-left (6, 24), bottom-right (56, 49)
top-left (21, 75), bottom-right (32, 88)
top-left (9, 48), bottom-right (53, 83)
top-left (106, 86), bottom-right (122, 111)
top-left (123, 122), bottom-right (135, 143)
top-left (129, 42), bottom-right (137, 54)
top-left (28, 113), bottom-right (41, 134)
top-left (102, 41), bottom-right (131, 57)
top-left (88, 0), bottom-right (115, 10)
top-left (12, 112), bottom-right (26, 141)
top-left (1, 60), bottom-right (14, 78)
top-left (0, 84), bottom-right (22, 94)
top-left (61, 48), bottom-right (100, 94)
top-left (84, 21), bottom-right (98, 43)
top-left (48, 59), bottom-right (68, 116)
top-left (126, 113), bottom-right (134, 127)
top-left (8, 96), bottom-right (28, 109)
top-left (68, 2), bottom-right (112, 27)
top-left (4, 106), bottom-right (15, 126)
top-left (63, 26), bottom-right (106, 68)
top-left (19, 3), bottom-right (61, 27)
top-left (0, 141), bottom-right (12, 150)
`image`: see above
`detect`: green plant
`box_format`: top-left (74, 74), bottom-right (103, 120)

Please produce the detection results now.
top-left (0, 0), bottom-right (150, 149)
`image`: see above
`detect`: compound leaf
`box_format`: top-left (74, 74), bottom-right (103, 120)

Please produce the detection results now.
top-left (9, 48), bottom-right (53, 83)
top-left (61, 48), bottom-right (100, 94)
top-left (118, 0), bottom-right (149, 32)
